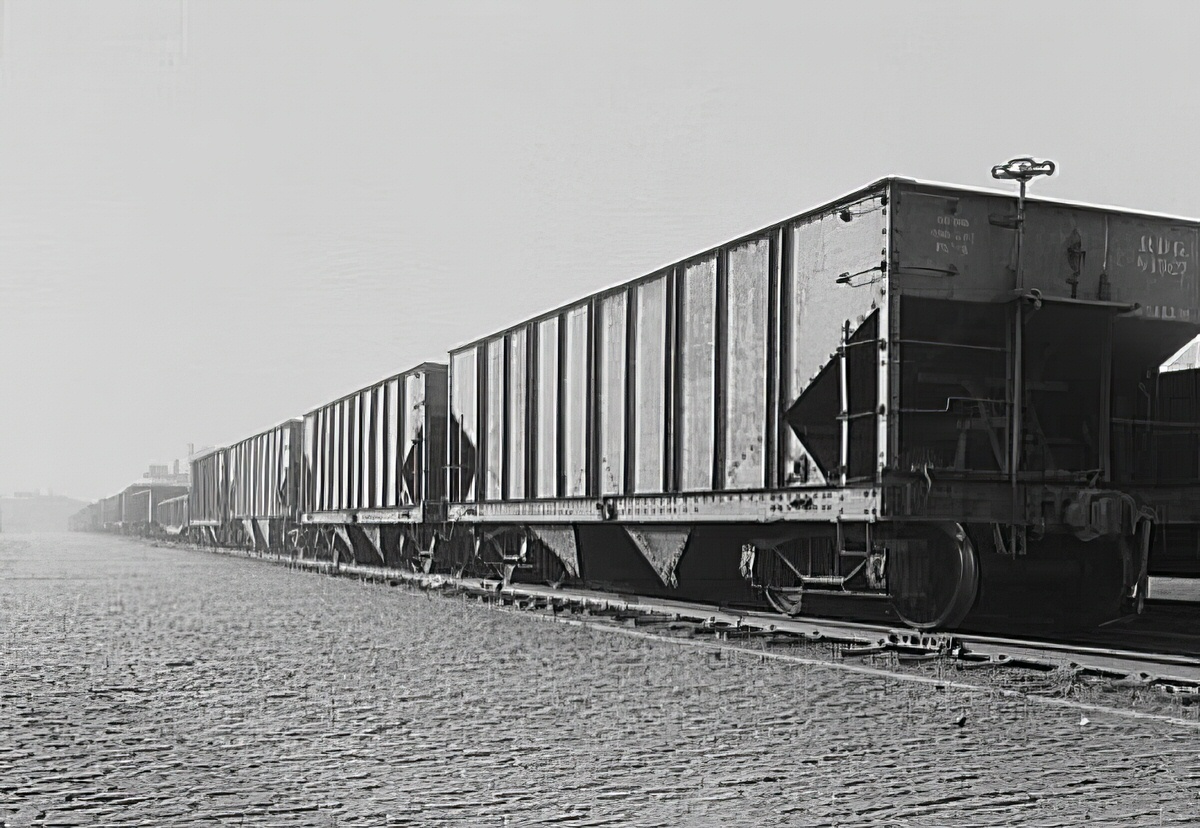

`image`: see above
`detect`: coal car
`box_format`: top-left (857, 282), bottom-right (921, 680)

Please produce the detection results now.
top-left (72, 174), bottom-right (1200, 631)
top-left (439, 177), bottom-right (1200, 629)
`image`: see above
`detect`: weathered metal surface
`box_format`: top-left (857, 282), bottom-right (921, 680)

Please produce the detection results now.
top-left (154, 493), bottom-right (188, 533)
top-left (121, 484), bottom-right (188, 526)
top-left (527, 525), bottom-right (580, 578)
top-left (725, 239), bottom-right (771, 489)
top-left (1147, 575), bottom-right (1200, 602)
top-left (483, 337), bottom-right (504, 501)
top-left (227, 419), bottom-right (301, 520)
top-left (597, 291), bottom-right (627, 495)
top-left (633, 275), bottom-right (668, 494)
top-left (563, 304), bottom-right (589, 497)
top-left (447, 487), bottom-right (880, 523)
top-left (445, 184), bottom-right (893, 515)
top-left (305, 363), bottom-right (447, 520)
top-left (506, 327), bottom-right (528, 498)
top-left (626, 525), bottom-right (691, 587)
top-left (891, 181), bottom-right (1200, 317)
top-left (449, 351), bottom-right (478, 502)
top-left (535, 316), bottom-right (559, 497)
top-left (786, 198), bottom-right (887, 485)
top-left (189, 447), bottom-right (227, 526)
top-left (678, 257), bottom-right (717, 491)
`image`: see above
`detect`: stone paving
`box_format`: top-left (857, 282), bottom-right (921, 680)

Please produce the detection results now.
top-left (2, 533), bottom-right (1199, 826)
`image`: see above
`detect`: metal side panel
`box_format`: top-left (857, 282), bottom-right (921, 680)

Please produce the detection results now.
top-left (507, 327), bottom-right (528, 500)
top-left (725, 239), bottom-right (770, 489)
top-left (598, 291), bottom-right (627, 495)
top-left (374, 384), bottom-right (386, 509)
top-left (536, 316), bottom-right (560, 498)
top-left (634, 276), bottom-right (667, 493)
top-left (386, 377), bottom-right (401, 508)
top-left (528, 526), bottom-right (580, 578)
top-left (892, 181), bottom-right (1200, 317)
top-left (625, 525), bottom-right (691, 587)
top-left (422, 367), bottom-right (449, 504)
top-left (679, 258), bottom-right (717, 491)
top-left (485, 337), bottom-right (506, 501)
top-left (785, 198), bottom-right (887, 484)
top-left (358, 388), bottom-right (372, 509)
top-left (450, 349), bottom-right (479, 502)
top-left (563, 304), bottom-right (590, 497)
top-left (447, 487), bottom-right (879, 524)
top-left (402, 372), bottom-right (420, 504)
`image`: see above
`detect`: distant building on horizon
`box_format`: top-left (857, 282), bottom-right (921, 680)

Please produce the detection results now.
top-left (0, 492), bottom-right (88, 533)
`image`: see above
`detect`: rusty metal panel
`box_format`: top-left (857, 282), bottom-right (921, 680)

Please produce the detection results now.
top-left (634, 276), bottom-right (667, 493)
top-left (485, 337), bottom-right (505, 501)
top-left (786, 200), bottom-right (887, 484)
top-left (536, 317), bottom-right (560, 498)
top-left (507, 327), bottom-right (528, 499)
top-left (598, 291), bottom-right (627, 495)
top-left (679, 258), bottom-right (716, 491)
top-left (725, 239), bottom-right (770, 489)
top-left (892, 183), bottom-right (1200, 319)
top-left (563, 305), bottom-right (589, 497)
top-left (450, 349), bottom-right (479, 502)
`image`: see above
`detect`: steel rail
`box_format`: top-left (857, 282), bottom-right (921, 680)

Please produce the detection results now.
top-left (176, 542), bottom-right (1200, 690)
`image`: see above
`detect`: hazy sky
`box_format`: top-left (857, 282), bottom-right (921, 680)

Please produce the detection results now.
top-left (3, 1), bottom-right (1200, 501)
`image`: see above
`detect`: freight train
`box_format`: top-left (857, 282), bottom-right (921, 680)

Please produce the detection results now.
top-left (71, 175), bottom-right (1200, 632)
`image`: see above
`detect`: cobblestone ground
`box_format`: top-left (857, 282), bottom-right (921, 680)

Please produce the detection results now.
top-left (2, 533), bottom-right (1199, 827)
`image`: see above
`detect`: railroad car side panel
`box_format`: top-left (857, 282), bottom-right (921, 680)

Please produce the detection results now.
top-left (506, 328), bottom-right (529, 499)
top-left (449, 349), bottom-right (479, 503)
top-left (597, 292), bottom-right (627, 495)
top-left (155, 494), bottom-right (189, 534)
top-left (301, 364), bottom-right (447, 515)
top-left (633, 275), bottom-right (668, 494)
top-left (188, 448), bottom-right (227, 525)
top-left (228, 420), bottom-right (301, 520)
top-left (784, 198), bottom-right (888, 486)
top-left (535, 317), bottom-right (559, 498)
top-left (484, 337), bottom-right (505, 501)
top-left (725, 238), bottom-right (771, 489)
top-left (678, 258), bottom-right (717, 492)
top-left (563, 304), bottom-right (590, 498)
top-left (422, 366), bottom-right (448, 504)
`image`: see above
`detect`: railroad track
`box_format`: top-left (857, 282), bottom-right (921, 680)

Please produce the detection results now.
top-left (163, 542), bottom-right (1200, 698)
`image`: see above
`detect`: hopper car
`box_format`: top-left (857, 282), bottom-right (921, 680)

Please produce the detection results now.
top-left (67, 484), bottom-right (187, 534)
top-left (71, 176), bottom-right (1200, 631)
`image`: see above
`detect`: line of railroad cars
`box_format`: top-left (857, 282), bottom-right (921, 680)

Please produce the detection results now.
top-left (73, 177), bottom-right (1200, 631)
top-left (66, 483), bottom-right (188, 534)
